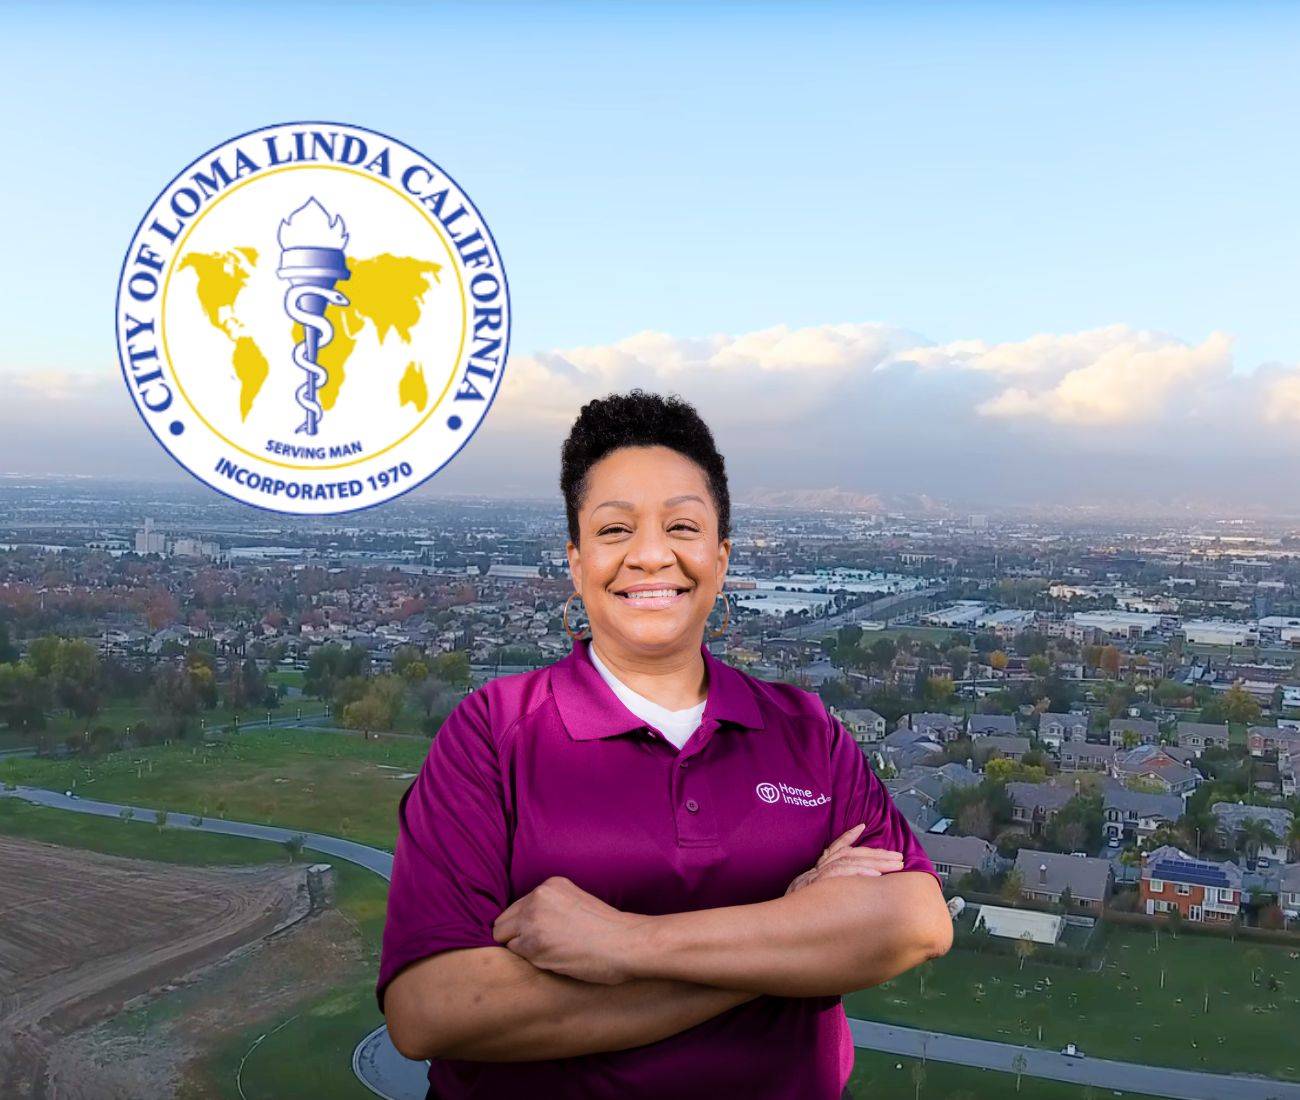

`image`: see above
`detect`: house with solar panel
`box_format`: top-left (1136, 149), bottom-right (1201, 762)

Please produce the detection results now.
top-left (1139, 844), bottom-right (1243, 923)
top-left (1111, 744), bottom-right (1201, 797)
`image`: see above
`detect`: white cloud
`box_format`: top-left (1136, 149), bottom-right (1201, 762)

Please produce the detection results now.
top-left (1264, 367), bottom-right (1300, 424)
top-left (3, 320), bottom-right (1298, 508)
top-left (900, 327), bottom-right (1236, 426)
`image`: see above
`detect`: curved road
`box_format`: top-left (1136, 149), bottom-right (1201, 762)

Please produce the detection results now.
top-left (5, 785), bottom-right (1299, 1100)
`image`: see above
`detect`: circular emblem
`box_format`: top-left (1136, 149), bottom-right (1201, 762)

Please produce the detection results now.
top-left (756, 782), bottom-right (780, 804)
top-left (115, 122), bottom-right (509, 514)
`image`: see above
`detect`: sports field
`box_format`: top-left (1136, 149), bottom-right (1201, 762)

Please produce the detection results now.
top-left (845, 923), bottom-right (1300, 1081)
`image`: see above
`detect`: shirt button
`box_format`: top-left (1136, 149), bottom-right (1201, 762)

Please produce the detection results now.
top-left (685, 798), bottom-right (699, 813)
top-left (680, 760), bottom-right (690, 769)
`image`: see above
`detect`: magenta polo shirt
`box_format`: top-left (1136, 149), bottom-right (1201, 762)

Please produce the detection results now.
top-left (377, 638), bottom-right (939, 1099)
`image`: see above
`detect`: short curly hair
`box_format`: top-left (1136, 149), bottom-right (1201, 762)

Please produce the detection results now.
top-left (560, 389), bottom-right (731, 545)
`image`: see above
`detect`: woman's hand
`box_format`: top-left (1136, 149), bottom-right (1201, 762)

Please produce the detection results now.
top-left (492, 876), bottom-right (647, 985)
top-left (785, 823), bottom-right (904, 896)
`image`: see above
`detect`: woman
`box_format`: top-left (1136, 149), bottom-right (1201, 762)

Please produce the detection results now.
top-left (378, 390), bottom-right (951, 1099)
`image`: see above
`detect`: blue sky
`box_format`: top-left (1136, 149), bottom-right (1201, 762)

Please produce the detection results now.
top-left (3, 1), bottom-right (1299, 507)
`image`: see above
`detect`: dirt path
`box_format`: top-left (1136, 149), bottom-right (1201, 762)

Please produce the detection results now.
top-left (0, 837), bottom-right (311, 1099)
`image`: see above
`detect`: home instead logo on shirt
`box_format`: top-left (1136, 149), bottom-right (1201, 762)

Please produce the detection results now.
top-left (756, 780), bottom-right (829, 807)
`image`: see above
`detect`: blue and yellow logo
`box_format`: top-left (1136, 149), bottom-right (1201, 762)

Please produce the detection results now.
top-left (115, 122), bottom-right (509, 513)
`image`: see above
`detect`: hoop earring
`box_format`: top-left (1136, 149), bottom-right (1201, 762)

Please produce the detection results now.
top-left (563, 592), bottom-right (590, 641)
top-left (709, 593), bottom-right (731, 639)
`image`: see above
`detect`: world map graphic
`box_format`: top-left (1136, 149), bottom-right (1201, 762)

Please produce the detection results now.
top-left (179, 249), bottom-right (442, 421)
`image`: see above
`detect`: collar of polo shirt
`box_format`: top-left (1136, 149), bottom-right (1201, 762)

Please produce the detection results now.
top-left (552, 638), bottom-right (766, 741)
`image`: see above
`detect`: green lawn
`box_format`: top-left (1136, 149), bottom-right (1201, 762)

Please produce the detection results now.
top-left (0, 728), bottom-right (429, 850)
top-left (266, 668), bottom-right (306, 690)
top-left (6, 697), bottom-right (307, 747)
top-left (845, 925), bottom-right (1300, 1081)
top-left (849, 1048), bottom-right (1161, 1099)
top-left (0, 797), bottom-right (290, 864)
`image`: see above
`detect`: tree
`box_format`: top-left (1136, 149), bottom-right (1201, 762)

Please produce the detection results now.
top-left (188, 661), bottom-right (218, 710)
top-left (413, 676), bottom-right (459, 719)
top-left (1245, 946), bottom-right (1263, 983)
top-left (0, 661), bottom-right (50, 731)
top-left (155, 808), bottom-right (169, 831)
top-left (1222, 684), bottom-right (1261, 725)
top-left (399, 658), bottom-right (429, 685)
top-left (152, 665), bottom-right (200, 721)
top-left (146, 589), bottom-right (181, 629)
top-left (51, 638), bottom-right (102, 717)
top-left (837, 624), bottom-right (863, 650)
top-left (27, 636), bottom-right (61, 677)
top-left (947, 646), bottom-right (970, 682)
top-left (1058, 885), bottom-right (1074, 912)
top-left (0, 619), bottom-right (17, 664)
top-left (432, 650), bottom-right (471, 689)
top-left (283, 833), bottom-right (306, 862)
top-left (342, 675), bottom-right (407, 733)
top-left (1000, 868), bottom-right (1025, 906)
top-left (911, 1062), bottom-right (926, 1100)
top-left (925, 676), bottom-right (955, 707)
top-left (989, 650), bottom-right (1009, 673)
top-left (1014, 931), bottom-right (1037, 970)
top-left (1100, 646), bottom-right (1121, 679)
top-left (869, 637), bottom-right (897, 671)
top-left (1027, 655), bottom-right (1051, 678)
top-left (1011, 1052), bottom-right (1027, 1092)
top-left (1177, 807), bottom-right (1216, 857)
top-left (957, 801), bottom-right (994, 840)
top-left (1198, 697), bottom-right (1227, 725)
top-left (1015, 630), bottom-right (1048, 658)
top-left (333, 675), bottom-right (369, 712)
top-left (1235, 817), bottom-right (1280, 864)
top-left (1166, 905), bottom-right (1183, 937)
top-left (304, 642), bottom-right (370, 701)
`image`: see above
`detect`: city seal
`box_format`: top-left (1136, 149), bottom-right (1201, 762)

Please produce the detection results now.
top-left (115, 121), bottom-right (510, 514)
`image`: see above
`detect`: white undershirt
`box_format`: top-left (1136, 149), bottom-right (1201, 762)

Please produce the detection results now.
top-left (589, 643), bottom-right (707, 751)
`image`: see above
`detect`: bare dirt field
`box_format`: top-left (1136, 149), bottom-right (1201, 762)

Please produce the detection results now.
top-left (0, 836), bottom-right (316, 1099)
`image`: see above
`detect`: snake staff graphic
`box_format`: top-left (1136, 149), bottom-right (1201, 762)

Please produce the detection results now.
top-left (276, 198), bottom-right (352, 435)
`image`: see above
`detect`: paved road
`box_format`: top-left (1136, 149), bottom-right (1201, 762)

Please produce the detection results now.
top-left (849, 1020), bottom-right (1300, 1100)
top-left (777, 587), bottom-right (944, 639)
top-left (7, 784), bottom-right (1300, 1100)
top-left (2, 784), bottom-right (393, 876)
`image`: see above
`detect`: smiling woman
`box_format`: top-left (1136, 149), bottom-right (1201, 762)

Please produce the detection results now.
top-left (376, 389), bottom-right (952, 1100)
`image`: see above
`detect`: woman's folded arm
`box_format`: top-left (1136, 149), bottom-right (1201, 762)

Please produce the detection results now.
top-left (383, 942), bottom-right (759, 1063)
top-left (622, 870), bottom-right (953, 998)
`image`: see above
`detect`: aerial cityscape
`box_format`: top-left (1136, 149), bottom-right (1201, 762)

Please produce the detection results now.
top-left (1, 477), bottom-right (1298, 1098)
top-left (7, 0), bottom-right (1300, 1096)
